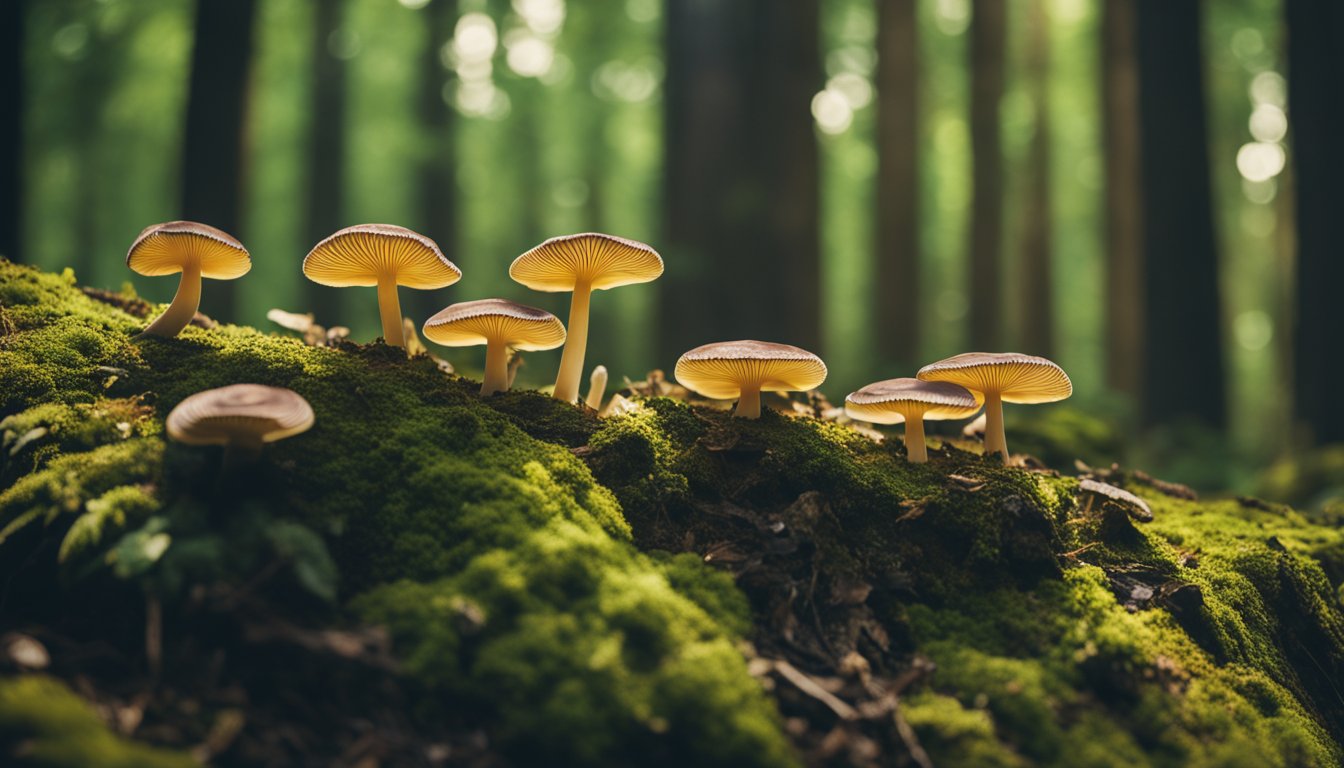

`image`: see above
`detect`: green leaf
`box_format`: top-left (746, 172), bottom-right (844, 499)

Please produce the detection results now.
top-left (107, 517), bottom-right (171, 579)
top-left (266, 520), bottom-right (338, 602)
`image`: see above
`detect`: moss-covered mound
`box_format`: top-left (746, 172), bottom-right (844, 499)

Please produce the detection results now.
top-left (2, 258), bottom-right (1343, 767)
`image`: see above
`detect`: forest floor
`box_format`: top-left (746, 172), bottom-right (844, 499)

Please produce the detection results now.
top-left (2, 258), bottom-right (1343, 768)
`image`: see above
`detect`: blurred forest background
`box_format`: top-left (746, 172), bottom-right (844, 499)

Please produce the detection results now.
top-left (1, 0), bottom-right (1342, 497)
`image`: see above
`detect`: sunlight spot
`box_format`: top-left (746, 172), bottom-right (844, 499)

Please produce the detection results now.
top-left (593, 60), bottom-right (660, 103)
top-left (935, 0), bottom-right (970, 36)
top-left (1236, 142), bottom-right (1286, 182)
top-left (52, 24), bottom-right (89, 60)
top-left (1234, 310), bottom-right (1272, 351)
top-left (1249, 71), bottom-right (1286, 107)
top-left (505, 33), bottom-right (554, 78)
top-left (454, 13), bottom-right (498, 64)
top-left (398, 0), bottom-right (431, 9)
top-left (1052, 0), bottom-right (1088, 24)
top-left (456, 58), bottom-right (493, 82)
top-left (812, 90), bottom-right (853, 135)
top-left (827, 73), bottom-right (872, 111)
top-left (1241, 178), bottom-right (1277, 205)
top-left (455, 80), bottom-right (511, 120)
top-left (826, 46), bottom-right (876, 78)
top-left (1230, 28), bottom-right (1264, 59)
top-left (1248, 104), bottom-right (1287, 143)
top-left (513, 0), bottom-right (565, 37)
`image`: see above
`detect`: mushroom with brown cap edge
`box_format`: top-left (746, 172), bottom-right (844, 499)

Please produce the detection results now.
top-left (422, 299), bottom-right (567, 395)
top-left (166, 384), bottom-right (315, 465)
top-left (303, 224), bottom-right (461, 349)
top-left (1078, 478), bottom-right (1153, 522)
top-left (127, 221), bottom-right (250, 338)
top-left (916, 352), bottom-right (1071, 462)
top-left (844, 378), bottom-right (980, 463)
top-left (509, 233), bottom-right (663, 403)
top-left (674, 340), bottom-right (827, 419)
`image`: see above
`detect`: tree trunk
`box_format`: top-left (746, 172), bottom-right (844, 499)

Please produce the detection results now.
top-left (1134, 0), bottom-right (1225, 428)
top-left (1287, 0), bottom-right (1344, 445)
top-left (875, 0), bottom-right (920, 370)
top-left (409, 0), bottom-right (457, 324)
top-left (1101, 0), bottom-right (1144, 399)
top-left (305, 0), bottom-right (348, 323)
top-left (1018, 0), bottom-right (1053, 357)
top-left (0, 0), bottom-right (22, 263)
top-left (180, 0), bottom-right (257, 321)
top-left (968, 0), bottom-right (1005, 350)
top-left (662, 0), bottom-right (821, 364)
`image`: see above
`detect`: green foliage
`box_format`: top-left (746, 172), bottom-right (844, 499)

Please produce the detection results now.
top-left (0, 676), bottom-right (193, 768)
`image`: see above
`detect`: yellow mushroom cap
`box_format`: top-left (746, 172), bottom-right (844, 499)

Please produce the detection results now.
top-left (126, 221), bottom-right (250, 279)
top-left (422, 298), bottom-right (566, 351)
top-left (166, 384), bottom-right (315, 446)
top-left (303, 224), bottom-right (461, 289)
top-left (844, 378), bottom-right (981, 425)
top-left (916, 352), bottom-right (1071, 404)
top-left (674, 340), bottom-right (827, 399)
top-left (509, 232), bottom-right (663, 292)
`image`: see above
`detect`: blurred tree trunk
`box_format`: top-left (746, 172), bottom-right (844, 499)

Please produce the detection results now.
top-left (1134, 0), bottom-right (1224, 429)
top-left (1287, 0), bottom-right (1344, 444)
top-left (409, 0), bottom-right (457, 323)
top-left (875, 0), bottom-right (920, 371)
top-left (968, 0), bottom-right (1005, 350)
top-left (304, 0), bottom-right (348, 322)
top-left (662, 0), bottom-right (821, 363)
top-left (1101, 0), bottom-right (1143, 400)
top-left (181, 0), bottom-right (256, 321)
top-left (1018, 0), bottom-right (1053, 357)
top-left (0, 0), bottom-right (22, 262)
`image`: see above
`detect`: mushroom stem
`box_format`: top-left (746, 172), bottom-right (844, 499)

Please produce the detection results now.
top-left (984, 392), bottom-right (1008, 461)
top-left (481, 339), bottom-right (511, 396)
top-left (376, 274), bottom-right (405, 348)
top-left (552, 280), bottom-right (591, 403)
top-left (586, 365), bottom-right (608, 410)
top-left (734, 386), bottom-right (762, 419)
top-left (904, 413), bottom-right (928, 463)
top-left (141, 261), bottom-right (202, 338)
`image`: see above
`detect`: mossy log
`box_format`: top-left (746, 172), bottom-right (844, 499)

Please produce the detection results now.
top-left (1, 258), bottom-right (1343, 767)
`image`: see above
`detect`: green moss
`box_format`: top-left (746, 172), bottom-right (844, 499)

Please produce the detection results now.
top-left (0, 259), bottom-right (794, 767)
top-left (0, 675), bottom-right (193, 768)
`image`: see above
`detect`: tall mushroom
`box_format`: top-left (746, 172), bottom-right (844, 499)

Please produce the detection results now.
top-left (127, 221), bottom-right (250, 338)
top-left (844, 378), bottom-right (981, 463)
top-left (166, 384), bottom-right (315, 465)
top-left (674, 340), bottom-right (827, 419)
top-left (422, 299), bottom-right (566, 396)
top-left (917, 352), bottom-right (1071, 462)
top-left (509, 233), bottom-right (663, 403)
top-left (303, 224), bottom-right (460, 349)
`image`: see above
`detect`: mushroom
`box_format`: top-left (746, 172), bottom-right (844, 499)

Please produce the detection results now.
top-left (1078, 478), bottom-right (1153, 522)
top-left (917, 352), bottom-right (1071, 462)
top-left (586, 365), bottom-right (608, 411)
top-left (844, 378), bottom-right (981, 463)
top-left (303, 224), bottom-right (461, 349)
top-left (509, 233), bottom-right (663, 403)
top-left (674, 340), bottom-right (827, 419)
top-left (166, 384), bottom-right (314, 465)
top-left (421, 298), bottom-right (566, 396)
top-left (127, 221), bottom-right (250, 338)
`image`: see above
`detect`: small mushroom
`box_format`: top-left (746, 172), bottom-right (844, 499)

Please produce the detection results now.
top-left (917, 352), bottom-right (1071, 462)
top-left (674, 340), bottom-right (827, 419)
top-left (586, 365), bottom-right (608, 411)
top-left (1078, 478), bottom-right (1153, 522)
top-left (303, 224), bottom-right (461, 349)
top-left (844, 378), bottom-right (980, 463)
top-left (127, 221), bottom-right (250, 338)
top-left (422, 299), bottom-right (566, 396)
top-left (166, 384), bottom-right (314, 464)
top-left (509, 233), bottom-right (663, 403)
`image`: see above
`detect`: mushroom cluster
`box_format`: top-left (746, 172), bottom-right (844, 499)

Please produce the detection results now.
top-left (843, 351), bottom-right (1072, 463)
top-left (123, 221), bottom-right (1076, 467)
